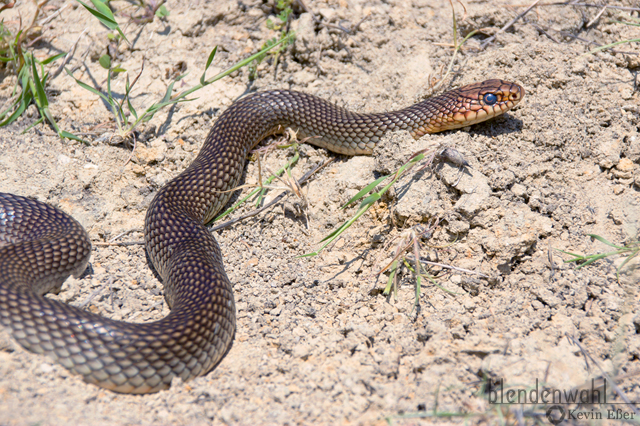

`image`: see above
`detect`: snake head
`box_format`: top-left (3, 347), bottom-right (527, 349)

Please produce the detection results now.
top-left (452, 79), bottom-right (525, 125)
top-left (411, 79), bottom-right (524, 136)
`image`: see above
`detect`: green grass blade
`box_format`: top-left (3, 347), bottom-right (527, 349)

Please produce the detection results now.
top-left (60, 130), bottom-right (89, 144)
top-left (76, 0), bottom-right (128, 43)
top-left (128, 36), bottom-right (294, 133)
top-left (581, 38), bottom-right (640, 57)
top-left (359, 192), bottom-right (381, 207)
top-left (145, 71), bottom-right (190, 117)
top-left (204, 33), bottom-right (295, 85)
top-left (41, 107), bottom-right (60, 133)
top-left (615, 250), bottom-right (639, 280)
top-left (212, 150), bottom-right (300, 223)
top-left (200, 46), bottom-right (218, 85)
top-left (383, 261), bottom-right (398, 295)
top-left (299, 201), bottom-right (372, 257)
top-left (0, 93), bottom-right (29, 126)
top-left (30, 56), bottom-right (48, 108)
top-left (318, 220), bottom-right (352, 244)
top-left (127, 96), bottom-right (138, 121)
top-left (22, 116), bottom-right (44, 133)
top-left (610, 19), bottom-right (640, 27)
top-left (555, 248), bottom-right (585, 259)
top-left (142, 97), bottom-right (194, 121)
top-left (0, 97), bottom-right (21, 121)
top-left (587, 234), bottom-right (624, 249)
top-left (66, 68), bottom-right (111, 104)
top-left (304, 151), bottom-right (428, 257)
top-left (342, 175), bottom-right (388, 209)
top-left (574, 254), bottom-right (609, 269)
top-left (41, 52), bottom-right (66, 65)
top-left (123, 75), bottom-right (139, 120)
top-left (161, 78), bottom-right (179, 103)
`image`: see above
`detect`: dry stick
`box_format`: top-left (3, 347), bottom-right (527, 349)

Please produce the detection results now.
top-left (586, 4), bottom-right (607, 28)
top-left (50, 28), bottom-right (89, 80)
top-left (0, 2), bottom-right (14, 13)
top-left (94, 227), bottom-right (144, 246)
top-left (565, 333), bottom-right (640, 416)
top-left (546, 2), bottom-right (640, 12)
top-left (480, 0), bottom-right (542, 49)
top-left (127, 301), bottom-right (164, 322)
top-left (410, 256), bottom-right (490, 278)
top-left (528, 20), bottom-right (639, 56)
top-left (95, 159), bottom-right (332, 247)
top-left (209, 159), bottom-right (333, 232)
top-left (529, 22), bottom-right (560, 43)
top-left (77, 277), bottom-right (112, 309)
top-left (38, 2), bottom-right (70, 25)
top-left (295, 0), bottom-right (319, 23)
top-left (547, 241), bottom-right (557, 282)
top-left (558, 30), bottom-right (639, 56)
top-left (108, 228), bottom-right (142, 243)
top-left (94, 240), bottom-right (144, 247)
top-left (123, 132), bottom-right (137, 167)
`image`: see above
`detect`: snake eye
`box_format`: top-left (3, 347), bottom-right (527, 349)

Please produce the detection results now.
top-left (484, 93), bottom-right (498, 105)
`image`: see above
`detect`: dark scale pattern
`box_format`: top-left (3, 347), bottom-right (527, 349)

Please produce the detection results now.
top-left (0, 80), bottom-right (524, 393)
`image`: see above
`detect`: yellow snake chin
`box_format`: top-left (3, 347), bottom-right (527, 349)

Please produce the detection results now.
top-left (0, 79), bottom-right (524, 394)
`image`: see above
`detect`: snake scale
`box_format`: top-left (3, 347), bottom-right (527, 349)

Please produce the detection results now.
top-left (0, 79), bottom-right (524, 393)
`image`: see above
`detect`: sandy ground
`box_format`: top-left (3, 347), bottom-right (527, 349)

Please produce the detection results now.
top-left (0, 0), bottom-right (639, 425)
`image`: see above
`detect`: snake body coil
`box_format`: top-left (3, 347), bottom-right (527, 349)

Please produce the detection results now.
top-left (0, 80), bottom-right (524, 393)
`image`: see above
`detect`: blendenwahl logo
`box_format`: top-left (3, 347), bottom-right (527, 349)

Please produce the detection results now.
top-left (487, 378), bottom-right (607, 405)
top-left (486, 379), bottom-right (637, 424)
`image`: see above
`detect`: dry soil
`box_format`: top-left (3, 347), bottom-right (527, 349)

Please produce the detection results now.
top-left (0, 0), bottom-right (639, 425)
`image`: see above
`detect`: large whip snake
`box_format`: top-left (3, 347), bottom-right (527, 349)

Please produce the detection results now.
top-left (0, 79), bottom-right (524, 393)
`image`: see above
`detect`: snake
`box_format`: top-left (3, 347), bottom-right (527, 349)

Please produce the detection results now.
top-left (0, 79), bottom-right (524, 394)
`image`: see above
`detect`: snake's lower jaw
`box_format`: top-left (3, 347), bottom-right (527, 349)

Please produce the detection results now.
top-left (456, 101), bottom-right (520, 127)
top-left (412, 104), bottom-right (518, 135)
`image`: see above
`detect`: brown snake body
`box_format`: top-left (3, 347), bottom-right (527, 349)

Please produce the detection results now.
top-left (0, 80), bottom-right (524, 393)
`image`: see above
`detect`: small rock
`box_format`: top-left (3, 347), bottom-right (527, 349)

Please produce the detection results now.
top-left (293, 343), bottom-right (312, 359)
top-left (334, 156), bottom-right (375, 188)
top-left (136, 139), bottom-right (167, 165)
top-left (57, 154), bottom-right (71, 165)
top-left (471, 204), bottom-right (553, 266)
top-left (79, 164), bottom-right (99, 188)
top-left (597, 132), bottom-right (622, 169)
top-left (612, 158), bottom-right (635, 179)
top-left (617, 158), bottom-right (635, 172)
top-left (40, 363), bottom-right (55, 373)
top-left (511, 183), bottom-right (527, 197)
top-left (437, 162), bottom-right (491, 217)
top-left (394, 178), bottom-right (446, 223)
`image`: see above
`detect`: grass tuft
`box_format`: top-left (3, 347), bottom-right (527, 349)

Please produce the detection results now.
top-left (68, 27), bottom-right (295, 143)
top-left (580, 13), bottom-right (640, 57)
top-left (0, 1), bottom-right (73, 138)
top-left (557, 234), bottom-right (639, 281)
top-left (249, 0), bottom-right (296, 80)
